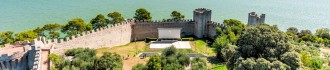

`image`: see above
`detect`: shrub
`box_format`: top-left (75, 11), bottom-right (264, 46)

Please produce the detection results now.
top-left (132, 63), bottom-right (147, 70)
top-left (161, 46), bottom-right (177, 57)
top-left (310, 58), bottom-right (323, 69)
top-left (191, 57), bottom-right (207, 70)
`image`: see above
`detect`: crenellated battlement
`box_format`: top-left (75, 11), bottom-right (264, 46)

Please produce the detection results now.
top-left (208, 21), bottom-right (226, 27)
top-left (194, 8), bottom-right (211, 14)
top-left (40, 19), bottom-right (135, 45)
top-left (248, 12), bottom-right (266, 25)
top-left (0, 8), bottom-right (232, 70)
top-left (134, 19), bottom-right (194, 23)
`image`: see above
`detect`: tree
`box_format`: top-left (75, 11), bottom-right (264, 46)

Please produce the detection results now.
top-left (49, 32), bottom-right (60, 39)
top-left (300, 34), bottom-right (318, 42)
top-left (316, 28), bottom-right (330, 39)
top-left (42, 23), bottom-right (62, 39)
top-left (146, 55), bottom-right (161, 70)
top-left (63, 65), bottom-right (80, 70)
top-left (177, 53), bottom-right (190, 66)
top-left (222, 19), bottom-right (245, 36)
top-left (220, 44), bottom-right (237, 62)
top-left (223, 19), bottom-right (245, 28)
top-left (299, 30), bottom-right (312, 37)
top-left (310, 57), bottom-right (323, 69)
top-left (163, 63), bottom-right (184, 70)
top-left (170, 11), bottom-right (185, 20)
top-left (237, 24), bottom-right (292, 58)
top-left (255, 58), bottom-right (271, 70)
top-left (96, 52), bottom-right (122, 70)
top-left (287, 27), bottom-right (299, 35)
top-left (33, 27), bottom-right (45, 36)
top-left (90, 14), bottom-right (108, 29)
top-left (270, 60), bottom-right (289, 70)
top-left (212, 35), bottom-right (229, 49)
top-left (191, 57), bottom-right (207, 70)
top-left (62, 18), bottom-right (91, 36)
top-left (15, 30), bottom-right (38, 41)
top-left (43, 23), bottom-right (62, 32)
top-left (235, 58), bottom-right (256, 70)
top-left (280, 51), bottom-right (303, 70)
top-left (301, 52), bottom-right (312, 67)
top-left (108, 11), bottom-right (125, 24)
top-left (132, 63), bottom-right (146, 70)
top-left (226, 24), bottom-right (300, 69)
top-left (64, 48), bottom-right (97, 70)
top-left (0, 31), bottom-right (15, 45)
top-left (161, 46), bottom-right (177, 57)
top-left (48, 53), bottom-right (63, 68)
top-left (134, 8), bottom-right (152, 21)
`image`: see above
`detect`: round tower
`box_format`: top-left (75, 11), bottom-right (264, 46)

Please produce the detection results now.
top-left (193, 8), bottom-right (211, 38)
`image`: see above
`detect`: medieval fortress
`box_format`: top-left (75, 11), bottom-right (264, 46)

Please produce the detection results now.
top-left (0, 8), bottom-right (265, 70)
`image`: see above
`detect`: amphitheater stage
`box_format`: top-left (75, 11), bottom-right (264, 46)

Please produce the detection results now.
top-left (149, 40), bottom-right (191, 49)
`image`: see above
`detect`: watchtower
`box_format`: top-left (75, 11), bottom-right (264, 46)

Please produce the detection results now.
top-left (193, 8), bottom-right (211, 38)
top-left (248, 12), bottom-right (265, 25)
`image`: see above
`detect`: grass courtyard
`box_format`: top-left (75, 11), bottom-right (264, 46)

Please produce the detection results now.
top-left (95, 39), bottom-right (225, 70)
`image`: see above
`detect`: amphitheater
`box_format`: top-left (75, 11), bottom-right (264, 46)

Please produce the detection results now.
top-left (0, 8), bottom-right (264, 70)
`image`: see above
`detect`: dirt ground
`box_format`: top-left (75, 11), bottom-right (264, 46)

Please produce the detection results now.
top-left (96, 41), bottom-right (146, 57)
top-left (123, 57), bottom-right (149, 70)
top-left (96, 41), bottom-right (148, 70)
top-left (320, 47), bottom-right (330, 58)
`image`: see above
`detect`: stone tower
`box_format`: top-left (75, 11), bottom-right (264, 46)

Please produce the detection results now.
top-left (248, 12), bottom-right (265, 25)
top-left (193, 8), bottom-right (211, 38)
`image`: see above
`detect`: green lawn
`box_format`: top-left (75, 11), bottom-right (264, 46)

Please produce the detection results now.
top-left (213, 63), bottom-right (227, 70)
top-left (193, 39), bottom-right (216, 56)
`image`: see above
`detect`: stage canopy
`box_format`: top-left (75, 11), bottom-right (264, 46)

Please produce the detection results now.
top-left (158, 28), bottom-right (182, 39)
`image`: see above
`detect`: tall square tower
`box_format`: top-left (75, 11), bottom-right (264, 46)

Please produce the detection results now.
top-left (193, 8), bottom-right (211, 38)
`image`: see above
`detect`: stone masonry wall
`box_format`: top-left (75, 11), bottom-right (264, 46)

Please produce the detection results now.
top-left (132, 19), bottom-right (195, 40)
top-left (49, 19), bottom-right (224, 54)
top-left (207, 21), bottom-right (226, 39)
top-left (51, 20), bottom-right (133, 54)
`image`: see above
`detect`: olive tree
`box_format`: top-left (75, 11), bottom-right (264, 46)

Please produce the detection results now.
top-left (15, 30), bottom-right (38, 41)
top-left (90, 14), bottom-right (108, 29)
top-left (170, 11), bottom-right (185, 20)
top-left (62, 18), bottom-right (92, 36)
top-left (108, 11), bottom-right (125, 24)
top-left (287, 27), bottom-right (299, 35)
top-left (134, 8), bottom-right (152, 21)
top-left (0, 31), bottom-right (15, 45)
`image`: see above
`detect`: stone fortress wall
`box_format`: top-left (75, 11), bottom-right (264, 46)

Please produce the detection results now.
top-left (50, 20), bottom-right (134, 54)
top-left (0, 38), bottom-right (46, 70)
top-left (1, 8), bottom-right (263, 70)
top-left (132, 19), bottom-right (195, 40)
top-left (48, 8), bottom-right (221, 54)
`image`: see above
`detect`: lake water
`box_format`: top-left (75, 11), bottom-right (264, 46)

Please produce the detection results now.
top-left (1, 0), bottom-right (330, 33)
